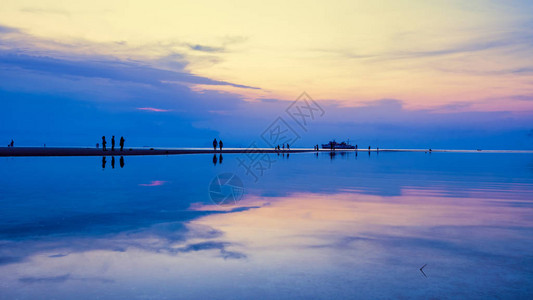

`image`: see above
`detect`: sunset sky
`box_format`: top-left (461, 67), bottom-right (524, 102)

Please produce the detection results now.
top-left (1, 0), bottom-right (532, 148)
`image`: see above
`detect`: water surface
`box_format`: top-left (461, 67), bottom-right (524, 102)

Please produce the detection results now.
top-left (1, 152), bottom-right (532, 299)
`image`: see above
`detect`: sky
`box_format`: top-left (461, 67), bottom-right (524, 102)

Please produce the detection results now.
top-left (1, 0), bottom-right (532, 149)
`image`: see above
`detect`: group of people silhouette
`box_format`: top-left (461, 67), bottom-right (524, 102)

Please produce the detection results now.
top-left (99, 136), bottom-right (125, 151)
top-left (212, 138), bottom-right (223, 151)
top-left (275, 143), bottom-right (290, 151)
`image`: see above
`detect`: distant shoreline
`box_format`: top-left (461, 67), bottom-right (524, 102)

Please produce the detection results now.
top-left (1, 147), bottom-right (532, 157)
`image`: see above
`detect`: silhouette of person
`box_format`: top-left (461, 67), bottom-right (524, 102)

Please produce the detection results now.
top-left (111, 136), bottom-right (115, 151)
top-left (96, 143), bottom-right (99, 149)
top-left (287, 143), bottom-right (290, 151)
top-left (355, 144), bottom-right (358, 150)
top-left (111, 156), bottom-right (115, 168)
top-left (120, 136), bottom-right (125, 151)
top-left (213, 138), bottom-right (217, 151)
top-left (102, 136), bottom-right (107, 151)
top-left (10, 139), bottom-right (14, 147)
top-left (219, 154), bottom-right (223, 164)
top-left (219, 140), bottom-right (223, 151)
top-left (368, 146), bottom-right (371, 151)
top-left (212, 154), bottom-right (218, 165)
top-left (120, 156), bottom-right (124, 168)
top-left (102, 156), bottom-right (106, 169)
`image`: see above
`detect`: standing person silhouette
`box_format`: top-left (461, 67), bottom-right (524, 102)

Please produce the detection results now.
top-left (120, 136), bottom-right (125, 151)
top-left (219, 140), bottom-right (223, 151)
top-left (287, 143), bottom-right (290, 151)
top-left (212, 138), bottom-right (217, 151)
top-left (10, 140), bottom-right (14, 147)
top-left (111, 136), bottom-right (115, 151)
top-left (102, 136), bottom-right (107, 151)
top-left (282, 144), bottom-right (285, 151)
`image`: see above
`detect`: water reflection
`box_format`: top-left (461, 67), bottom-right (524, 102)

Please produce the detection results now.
top-left (101, 156), bottom-right (125, 169)
top-left (0, 153), bottom-right (532, 299)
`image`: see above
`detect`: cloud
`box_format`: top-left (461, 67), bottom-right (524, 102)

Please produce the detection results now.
top-left (0, 50), bottom-right (259, 89)
top-left (19, 274), bottom-right (71, 284)
top-left (19, 273), bottom-right (114, 284)
top-left (48, 253), bottom-right (69, 258)
top-left (139, 180), bottom-right (167, 186)
top-left (20, 7), bottom-right (70, 16)
top-left (137, 107), bottom-right (171, 112)
top-left (188, 44), bottom-right (225, 53)
top-left (0, 25), bottom-right (20, 34)
top-left (0, 256), bottom-right (25, 266)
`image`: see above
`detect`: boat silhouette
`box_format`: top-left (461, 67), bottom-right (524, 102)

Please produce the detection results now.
top-left (321, 140), bottom-right (355, 149)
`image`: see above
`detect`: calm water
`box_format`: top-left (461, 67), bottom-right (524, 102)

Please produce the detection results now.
top-left (1, 152), bottom-right (532, 299)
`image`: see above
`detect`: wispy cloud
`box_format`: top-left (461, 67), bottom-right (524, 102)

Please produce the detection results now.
top-left (20, 7), bottom-right (70, 16)
top-left (0, 25), bottom-right (19, 34)
top-left (0, 24), bottom-right (259, 91)
top-left (187, 44), bottom-right (224, 53)
top-left (0, 50), bottom-right (260, 89)
top-left (19, 273), bottom-right (114, 284)
top-left (137, 107), bottom-right (171, 112)
top-left (139, 180), bottom-right (167, 187)
top-left (19, 274), bottom-right (71, 284)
